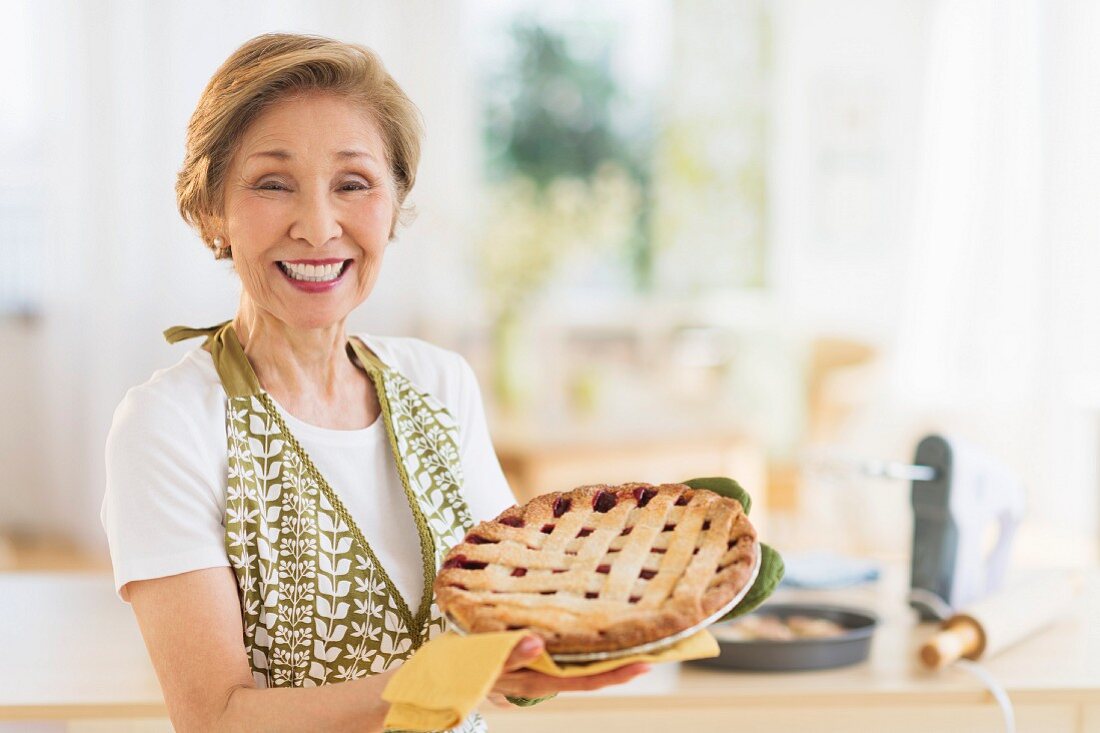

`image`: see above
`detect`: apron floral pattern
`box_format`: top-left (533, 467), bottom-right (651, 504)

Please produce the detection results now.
top-left (165, 321), bottom-right (485, 733)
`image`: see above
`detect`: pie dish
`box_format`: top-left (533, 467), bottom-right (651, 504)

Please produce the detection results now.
top-left (434, 482), bottom-right (760, 655)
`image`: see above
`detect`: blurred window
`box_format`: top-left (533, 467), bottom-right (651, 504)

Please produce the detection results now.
top-left (467, 0), bottom-right (667, 305)
top-left (466, 0), bottom-right (770, 305)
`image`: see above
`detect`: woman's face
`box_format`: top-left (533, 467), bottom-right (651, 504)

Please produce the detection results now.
top-left (221, 91), bottom-right (396, 331)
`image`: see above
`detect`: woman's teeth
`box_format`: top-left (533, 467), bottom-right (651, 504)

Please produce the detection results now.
top-left (279, 261), bottom-right (346, 282)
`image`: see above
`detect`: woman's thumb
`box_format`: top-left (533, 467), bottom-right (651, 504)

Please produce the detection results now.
top-left (503, 635), bottom-right (544, 671)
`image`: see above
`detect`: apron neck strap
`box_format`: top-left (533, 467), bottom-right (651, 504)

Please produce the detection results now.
top-left (163, 321), bottom-right (260, 398)
top-left (165, 322), bottom-right (389, 398)
top-left (347, 335), bottom-right (387, 377)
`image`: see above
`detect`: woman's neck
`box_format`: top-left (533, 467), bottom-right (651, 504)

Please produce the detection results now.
top-left (232, 300), bottom-right (359, 401)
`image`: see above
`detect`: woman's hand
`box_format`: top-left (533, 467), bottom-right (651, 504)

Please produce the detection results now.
top-left (486, 635), bottom-right (651, 707)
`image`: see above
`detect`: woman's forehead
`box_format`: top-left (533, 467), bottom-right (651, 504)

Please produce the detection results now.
top-left (237, 93), bottom-right (386, 166)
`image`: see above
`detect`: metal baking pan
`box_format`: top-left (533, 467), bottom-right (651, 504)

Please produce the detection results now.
top-left (688, 602), bottom-right (878, 671)
top-left (446, 542), bottom-right (762, 663)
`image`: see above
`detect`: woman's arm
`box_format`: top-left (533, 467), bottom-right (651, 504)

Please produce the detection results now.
top-left (127, 566), bottom-right (395, 733)
top-left (129, 566), bottom-right (650, 732)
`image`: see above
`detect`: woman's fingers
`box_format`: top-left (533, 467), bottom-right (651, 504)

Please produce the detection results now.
top-left (501, 635), bottom-right (545, 672)
top-left (553, 662), bottom-right (651, 691)
top-left (492, 662), bottom-right (651, 698)
top-left (486, 692), bottom-right (512, 708)
top-left (492, 635), bottom-right (654, 699)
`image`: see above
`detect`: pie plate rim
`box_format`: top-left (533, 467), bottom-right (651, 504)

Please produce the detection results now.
top-left (443, 541), bottom-right (763, 663)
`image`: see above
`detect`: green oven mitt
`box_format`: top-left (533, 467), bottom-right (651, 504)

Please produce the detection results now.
top-left (681, 477), bottom-right (785, 622)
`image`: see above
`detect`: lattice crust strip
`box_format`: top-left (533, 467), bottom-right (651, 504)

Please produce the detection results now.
top-left (434, 482), bottom-right (759, 654)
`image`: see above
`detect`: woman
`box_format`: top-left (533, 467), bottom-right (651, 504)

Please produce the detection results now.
top-left (101, 33), bottom-right (648, 732)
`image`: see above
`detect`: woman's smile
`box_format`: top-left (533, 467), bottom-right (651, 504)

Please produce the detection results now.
top-left (275, 257), bottom-right (355, 293)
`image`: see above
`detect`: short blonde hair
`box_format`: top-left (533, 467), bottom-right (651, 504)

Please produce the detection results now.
top-left (176, 33), bottom-right (423, 251)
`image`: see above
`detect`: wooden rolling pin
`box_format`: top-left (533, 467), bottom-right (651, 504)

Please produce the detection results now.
top-left (919, 571), bottom-right (1081, 670)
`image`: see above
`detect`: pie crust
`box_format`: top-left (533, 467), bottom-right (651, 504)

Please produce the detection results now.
top-left (434, 482), bottom-right (759, 654)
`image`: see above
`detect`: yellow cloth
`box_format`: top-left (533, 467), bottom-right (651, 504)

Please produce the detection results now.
top-left (382, 629), bottom-right (719, 731)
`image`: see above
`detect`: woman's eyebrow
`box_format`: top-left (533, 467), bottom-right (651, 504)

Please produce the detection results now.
top-left (244, 149), bottom-right (379, 162)
top-left (335, 149), bottom-right (378, 162)
top-left (246, 149), bottom-right (292, 162)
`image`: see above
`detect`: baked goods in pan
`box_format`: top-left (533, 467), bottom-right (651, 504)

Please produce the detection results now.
top-left (434, 482), bottom-right (759, 654)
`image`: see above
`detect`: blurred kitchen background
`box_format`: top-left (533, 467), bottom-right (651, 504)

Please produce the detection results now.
top-left (2, 0), bottom-right (1099, 575)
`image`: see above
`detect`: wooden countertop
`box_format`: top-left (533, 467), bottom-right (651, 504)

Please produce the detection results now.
top-left (3, 566), bottom-right (1098, 727)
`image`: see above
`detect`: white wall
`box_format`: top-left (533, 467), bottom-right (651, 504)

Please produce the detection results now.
top-left (768, 0), bottom-right (929, 343)
top-left (1043, 0), bottom-right (1100, 542)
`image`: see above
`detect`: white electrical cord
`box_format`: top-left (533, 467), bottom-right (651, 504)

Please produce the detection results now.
top-left (909, 589), bottom-right (1016, 733)
top-left (907, 588), bottom-right (955, 621)
top-left (954, 659), bottom-right (1016, 733)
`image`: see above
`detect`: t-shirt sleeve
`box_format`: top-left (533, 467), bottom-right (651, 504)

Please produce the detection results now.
top-left (452, 356), bottom-right (517, 523)
top-left (100, 386), bottom-right (229, 604)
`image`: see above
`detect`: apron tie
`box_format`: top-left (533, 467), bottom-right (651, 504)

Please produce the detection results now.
top-left (163, 322), bottom-right (230, 348)
top-left (163, 320), bottom-right (258, 398)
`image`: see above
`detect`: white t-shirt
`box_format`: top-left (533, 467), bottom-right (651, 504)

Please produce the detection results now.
top-left (100, 334), bottom-right (515, 608)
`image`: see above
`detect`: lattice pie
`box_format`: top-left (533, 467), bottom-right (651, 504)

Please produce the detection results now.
top-left (434, 482), bottom-right (759, 654)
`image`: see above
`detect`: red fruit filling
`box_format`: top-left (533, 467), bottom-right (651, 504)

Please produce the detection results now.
top-left (443, 555), bottom-right (488, 570)
top-left (553, 497), bottom-right (571, 517)
top-left (593, 491), bottom-right (618, 513)
top-left (442, 555), bottom-right (467, 569)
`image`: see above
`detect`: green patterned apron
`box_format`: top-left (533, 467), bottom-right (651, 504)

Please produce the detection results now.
top-left (164, 320), bottom-right (486, 732)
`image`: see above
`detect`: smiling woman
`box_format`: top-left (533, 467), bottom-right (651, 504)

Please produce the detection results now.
top-left (99, 33), bottom-right (649, 733)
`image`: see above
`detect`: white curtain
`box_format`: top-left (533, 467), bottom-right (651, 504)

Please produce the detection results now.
top-left (890, 0), bottom-right (1100, 546)
top-left (894, 0), bottom-right (1043, 409)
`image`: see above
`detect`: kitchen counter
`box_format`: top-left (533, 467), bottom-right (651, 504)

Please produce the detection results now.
top-left (3, 568), bottom-right (1098, 732)
top-left (484, 563), bottom-right (1100, 732)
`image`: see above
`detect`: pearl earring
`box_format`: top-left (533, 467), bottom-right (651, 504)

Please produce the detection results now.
top-left (213, 236), bottom-right (230, 259)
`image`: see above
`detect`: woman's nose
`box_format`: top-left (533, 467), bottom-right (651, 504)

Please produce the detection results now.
top-left (288, 187), bottom-right (342, 247)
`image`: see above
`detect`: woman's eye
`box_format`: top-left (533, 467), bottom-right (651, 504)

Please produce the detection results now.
top-left (255, 181), bottom-right (288, 191)
top-left (340, 181), bottom-right (370, 192)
